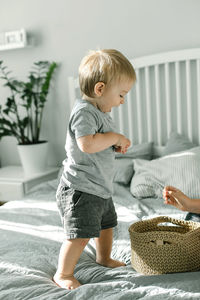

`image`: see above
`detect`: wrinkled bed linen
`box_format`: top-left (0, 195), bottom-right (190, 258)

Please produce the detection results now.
top-left (0, 180), bottom-right (199, 300)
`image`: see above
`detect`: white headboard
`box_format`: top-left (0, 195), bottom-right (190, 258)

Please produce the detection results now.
top-left (68, 48), bottom-right (200, 150)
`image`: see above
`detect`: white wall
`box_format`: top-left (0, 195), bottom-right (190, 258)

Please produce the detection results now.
top-left (0, 0), bottom-right (199, 166)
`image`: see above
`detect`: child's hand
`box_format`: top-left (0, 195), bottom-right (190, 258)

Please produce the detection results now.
top-left (114, 146), bottom-right (129, 153)
top-left (163, 186), bottom-right (191, 211)
top-left (115, 135), bottom-right (131, 154)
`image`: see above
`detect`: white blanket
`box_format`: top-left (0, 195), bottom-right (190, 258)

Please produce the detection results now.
top-left (0, 180), bottom-right (200, 300)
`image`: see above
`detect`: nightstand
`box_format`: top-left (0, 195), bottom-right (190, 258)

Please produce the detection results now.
top-left (0, 165), bottom-right (59, 201)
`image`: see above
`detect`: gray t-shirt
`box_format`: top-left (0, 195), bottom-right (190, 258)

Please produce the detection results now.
top-left (61, 98), bottom-right (116, 199)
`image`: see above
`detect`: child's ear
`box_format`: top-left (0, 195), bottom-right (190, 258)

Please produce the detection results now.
top-left (94, 82), bottom-right (105, 96)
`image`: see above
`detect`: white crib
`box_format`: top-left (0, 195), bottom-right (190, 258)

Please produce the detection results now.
top-left (68, 48), bottom-right (200, 149)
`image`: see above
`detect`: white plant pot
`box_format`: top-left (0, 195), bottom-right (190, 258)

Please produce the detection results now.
top-left (17, 141), bottom-right (48, 176)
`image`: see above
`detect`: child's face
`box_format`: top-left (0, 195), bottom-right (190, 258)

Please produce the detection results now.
top-left (97, 78), bottom-right (134, 113)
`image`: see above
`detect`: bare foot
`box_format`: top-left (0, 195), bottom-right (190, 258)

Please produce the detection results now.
top-left (53, 273), bottom-right (81, 290)
top-left (96, 258), bottom-right (126, 268)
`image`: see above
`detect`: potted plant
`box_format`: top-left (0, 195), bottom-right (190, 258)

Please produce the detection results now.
top-left (0, 60), bottom-right (57, 175)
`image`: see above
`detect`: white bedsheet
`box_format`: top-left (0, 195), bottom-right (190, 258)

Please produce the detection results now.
top-left (0, 180), bottom-right (199, 300)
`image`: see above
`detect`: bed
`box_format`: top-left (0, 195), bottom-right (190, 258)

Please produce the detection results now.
top-left (1, 48), bottom-right (200, 299)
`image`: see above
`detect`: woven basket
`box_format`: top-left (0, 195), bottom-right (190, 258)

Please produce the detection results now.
top-left (128, 216), bottom-right (200, 275)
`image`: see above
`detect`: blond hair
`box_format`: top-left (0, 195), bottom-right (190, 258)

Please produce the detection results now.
top-left (79, 49), bottom-right (136, 98)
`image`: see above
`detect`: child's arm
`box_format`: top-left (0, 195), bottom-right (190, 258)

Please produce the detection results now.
top-left (163, 186), bottom-right (200, 213)
top-left (77, 132), bottom-right (130, 154)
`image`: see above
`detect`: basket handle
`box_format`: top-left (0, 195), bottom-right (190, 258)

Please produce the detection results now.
top-left (151, 216), bottom-right (187, 228)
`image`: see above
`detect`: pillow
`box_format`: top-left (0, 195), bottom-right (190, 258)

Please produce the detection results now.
top-left (113, 158), bottom-right (134, 184)
top-left (114, 142), bottom-right (153, 184)
top-left (163, 132), bottom-right (195, 156)
top-left (130, 146), bottom-right (200, 199)
top-left (115, 142), bottom-right (153, 160)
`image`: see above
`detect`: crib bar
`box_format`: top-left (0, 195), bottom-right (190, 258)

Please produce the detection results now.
top-left (127, 91), bottom-right (133, 142)
top-left (68, 77), bottom-right (77, 110)
top-left (186, 60), bottom-right (192, 141)
top-left (197, 60), bottom-right (200, 144)
top-left (118, 104), bottom-right (124, 135)
top-left (155, 65), bottom-right (162, 145)
top-left (145, 67), bottom-right (153, 142)
top-left (135, 70), bottom-right (143, 143)
top-left (175, 62), bottom-right (182, 134)
top-left (164, 63), bottom-right (171, 138)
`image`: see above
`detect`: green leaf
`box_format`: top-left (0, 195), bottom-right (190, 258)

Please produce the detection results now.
top-left (0, 117), bottom-right (12, 125)
top-left (0, 59), bottom-right (58, 143)
top-left (3, 108), bottom-right (9, 115)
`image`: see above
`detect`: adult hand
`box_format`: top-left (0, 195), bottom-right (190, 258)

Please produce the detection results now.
top-left (163, 186), bottom-right (191, 211)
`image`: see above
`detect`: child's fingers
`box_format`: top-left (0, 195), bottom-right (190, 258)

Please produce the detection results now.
top-left (114, 147), bottom-right (122, 153)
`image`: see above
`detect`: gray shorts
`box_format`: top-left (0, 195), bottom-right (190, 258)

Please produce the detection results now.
top-left (56, 183), bottom-right (118, 239)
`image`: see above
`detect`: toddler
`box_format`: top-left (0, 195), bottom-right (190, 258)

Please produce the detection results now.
top-left (53, 49), bottom-right (136, 290)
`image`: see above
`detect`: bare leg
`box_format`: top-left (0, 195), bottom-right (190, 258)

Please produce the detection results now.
top-left (53, 238), bottom-right (89, 289)
top-left (95, 228), bottom-right (125, 268)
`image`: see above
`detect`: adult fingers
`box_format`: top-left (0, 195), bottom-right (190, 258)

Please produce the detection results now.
top-left (164, 186), bottom-right (179, 192)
